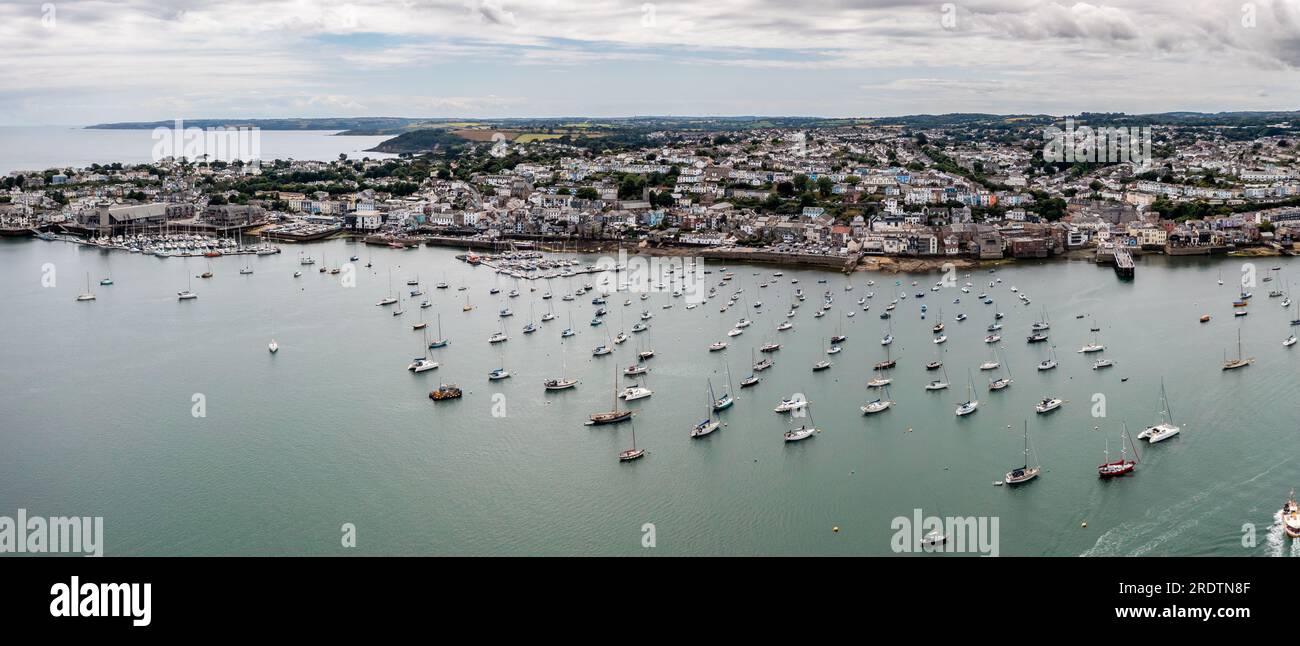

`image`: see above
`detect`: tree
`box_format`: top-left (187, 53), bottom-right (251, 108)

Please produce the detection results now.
top-left (576, 187), bottom-right (599, 201)
top-left (793, 174), bottom-right (810, 192)
top-left (816, 176), bottom-right (833, 197)
top-left (776, 181), bottom-right (795, 198)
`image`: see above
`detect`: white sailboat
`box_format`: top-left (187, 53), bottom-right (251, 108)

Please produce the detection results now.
top-left (1137, 378), bottom-right (1180, 443)
top-left (75, 272), bottom-right (96, 301)
top-left (692, 381), bottom-right (722, 438)
top-left (955, 371), bottom-right (978, 416)
top-left (1003, 421), bottom-right (1041, 485)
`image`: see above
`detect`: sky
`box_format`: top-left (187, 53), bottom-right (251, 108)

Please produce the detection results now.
top-left (1, 0), bottom-right (1298, 125)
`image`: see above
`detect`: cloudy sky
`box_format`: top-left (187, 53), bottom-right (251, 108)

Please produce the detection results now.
top-left (1, 0), bottom-right (1298, 125)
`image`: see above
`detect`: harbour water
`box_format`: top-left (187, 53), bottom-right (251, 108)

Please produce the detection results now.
top-left (2, 237), bottom-right (1299, 556)
top-left (0, 127), bottom-right (396, 175)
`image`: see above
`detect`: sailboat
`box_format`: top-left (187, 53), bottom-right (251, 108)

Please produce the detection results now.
top-left (1137, 379), bottom-right (1180, 443)
top-left (741, 349), bottom-right (761, 387)
top-left (75, 272), bottom-right (96, 301)
top-left (543, 337), bottom-right (578, 391)
top-left (589, 363), bottom-right (633, 425)
top-left (428, 314), bottom-right (449, 348)
top-left (618, 421), bottom-right (646, 461)
top-left (988, 346), bottom-right (1013, 390)
top-left (955, 371), bottom-right (978, 416)
top-left (783, 402), bottom-right (820, 442)
top-left (377, 269), bottom-right (398, 306)
top-left (693, 382), bottom-right (723, 438)
top-left (488, 342), bottom-right (511, 380)
top-left (1037, 345), bottom-right (1058, 371)
top-left (1003, 421), bottom-right (1041, 485)
top-left (713, 364), bottom-right (735, 410)
top-left (412, 305), bottom-right (428, 330)
top-left (177, 274), bottom-right (197, 300)
top-left (1097, 422), bottom-right (1139, 478)
top-left (408, 330), bottom-right (439, 372)
top-left (861, 384), bottom-right (894, 414)
top-left (1222, 329), bottom-right (1254, 370)
top-left (925, 362), bottom-right (950, 391)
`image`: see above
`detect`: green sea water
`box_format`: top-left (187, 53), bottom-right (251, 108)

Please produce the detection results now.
top-left (2, 237), bottom-right (1298, 556)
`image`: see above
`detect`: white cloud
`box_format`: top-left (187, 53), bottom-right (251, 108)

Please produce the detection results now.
top-left (0, 0), bottom-right (1294, 123)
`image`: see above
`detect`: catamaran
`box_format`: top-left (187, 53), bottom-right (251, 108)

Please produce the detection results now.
top-left (1136, 379), bottom-right (1180, 443)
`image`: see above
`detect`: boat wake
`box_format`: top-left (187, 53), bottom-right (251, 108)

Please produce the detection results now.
top-left (1263, 509), bottom-right (1300, 557)
top-left (1081, 454), bottom-right (1295, 556)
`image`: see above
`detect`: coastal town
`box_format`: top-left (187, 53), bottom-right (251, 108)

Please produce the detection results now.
top-left (5, 116), bottom-right (1300, 277)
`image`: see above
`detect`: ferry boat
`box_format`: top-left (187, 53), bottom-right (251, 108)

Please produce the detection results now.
top-left (1283, 491), bottom-right (1300, 539)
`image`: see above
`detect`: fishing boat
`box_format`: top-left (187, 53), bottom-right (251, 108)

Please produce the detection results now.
top-left (1222, 329), bottom-right (1254, 370)
top-left (75, 273), bottom-right (96, 301)
top-left (1283, 491), bottom-right (1300, 539)
top-left (1004, 421), bottom-right (1041, 485)
top-left (1097, 423), bottom-right (1139, 478)
top-left (429, 384), bottom-right (462, 401)
top-left (1035, 397), bottom-right (1062, 414)
top-left (1137, 379), bottom-right (1180, 443)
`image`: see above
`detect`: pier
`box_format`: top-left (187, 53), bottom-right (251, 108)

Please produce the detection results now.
top-left (1112, 248), bottom-right (1134, 280)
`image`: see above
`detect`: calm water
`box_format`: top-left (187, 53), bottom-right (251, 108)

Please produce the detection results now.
top-left (2, 239), bottom-right (1298, 556)
top-left (0, 127), bottom-right (396, 175)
